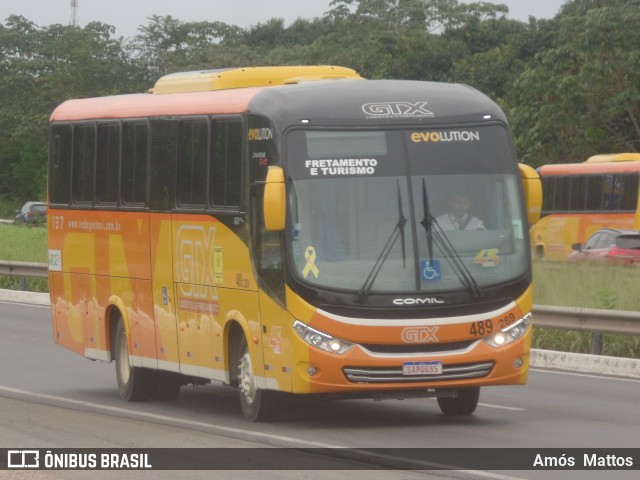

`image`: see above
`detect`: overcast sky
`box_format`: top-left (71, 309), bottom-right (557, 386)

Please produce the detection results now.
top-left (1, 1), bottom-right (567, 39)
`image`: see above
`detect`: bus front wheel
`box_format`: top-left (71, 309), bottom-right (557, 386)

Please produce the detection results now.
top-left (114, 316), bottom-right (154, 402)
top-left (437, 387), bottom-right (480, 415)
top-left (237, 336), bottom-right (281, 422)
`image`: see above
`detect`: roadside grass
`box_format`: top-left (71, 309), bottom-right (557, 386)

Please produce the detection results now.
top-left (532, 261), bottom-right (640, 311)
top-left (532, 261), bottom-right (640, 358)
top-left (0, 223), bottom-right (48, 262)
top-left (0, 223), bottom-right (48, 292)
top-left (0, 226), bottom-right (638, 358)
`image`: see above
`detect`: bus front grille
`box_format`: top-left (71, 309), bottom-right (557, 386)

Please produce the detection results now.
top-left (360, 340), bottom-right (476, 355)
top-left (343, 361), bottom-right (494, 384)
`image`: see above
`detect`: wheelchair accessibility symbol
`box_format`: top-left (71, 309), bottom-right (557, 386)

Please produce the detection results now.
top-left (420, 259), bottom-right (441, 281)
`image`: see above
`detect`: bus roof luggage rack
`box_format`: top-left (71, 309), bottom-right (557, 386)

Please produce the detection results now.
top-left (150, 65), bottom-right (363, 94)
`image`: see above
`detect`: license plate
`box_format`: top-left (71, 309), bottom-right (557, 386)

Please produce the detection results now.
top-left (402, 361), bottom-right (443, 376)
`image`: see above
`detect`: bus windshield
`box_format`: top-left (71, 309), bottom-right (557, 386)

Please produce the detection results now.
top-left (286, 126), bottom-right (528, 295)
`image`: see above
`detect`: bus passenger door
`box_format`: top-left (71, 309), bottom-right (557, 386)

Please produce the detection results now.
top-left (172, 217), bottom-right (221, 379)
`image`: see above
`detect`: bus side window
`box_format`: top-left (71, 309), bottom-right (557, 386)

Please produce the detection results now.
top-left (556, 177), bottom-right (570, 212)
top-left (73, 124), bottom-right (96, 205)
top-left (96, 123), bottom-right (119, 205)
top-left (212, 119), bottom-right (243, 208)
top-left (122, 122), bottom-right (148, 206)
top-left (149, 120), bottom-right (177, 212)
top-left (621, 174), bottom-right (639, 211)
top-left (569, 175), bottom-right (586, 212)
top-left (49, 124), bottom-right (72, 205)
top-left (586, 176), bottom-right (604, 211)
top-left (541, 176), bottom-right (555, 214)
top-left (177, 119), bottom-right (208, 208)
top-left (601, 174), bottom-right (629, 211)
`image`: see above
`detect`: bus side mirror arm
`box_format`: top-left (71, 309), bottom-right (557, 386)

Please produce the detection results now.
top-left (518, 163), bottom-right (542, 226)
top-left (264, 166), bottom-right (286, 231)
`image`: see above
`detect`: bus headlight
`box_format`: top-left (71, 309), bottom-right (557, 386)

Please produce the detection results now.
top-left (483, 313), bottom-right (532, 348)
top-left (293, 320), bottom-right (354, 355)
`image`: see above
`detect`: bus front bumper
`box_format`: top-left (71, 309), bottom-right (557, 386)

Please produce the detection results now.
top-left (290, 329), bottom-right (531, 395)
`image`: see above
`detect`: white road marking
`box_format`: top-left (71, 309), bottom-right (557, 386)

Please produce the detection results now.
top-left (427, 398), bottom-right (525, 412)
top-left (0, 385), bottom-right (340, 448)
top-left (478, 403), bottom-right (525, 411)
top-left (0, 385), bottom-right (530, 480)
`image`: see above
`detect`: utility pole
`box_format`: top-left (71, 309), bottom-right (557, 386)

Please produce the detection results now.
top-left (69, 0), bottom-right (79, 27)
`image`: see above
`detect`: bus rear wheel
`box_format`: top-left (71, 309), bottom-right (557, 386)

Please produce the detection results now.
top-left (114, 316), bottom-right (154, 402)
top-left (437, 387), bottom-right (480, 416)
top-left (237, 336), bottom-right (281, 422)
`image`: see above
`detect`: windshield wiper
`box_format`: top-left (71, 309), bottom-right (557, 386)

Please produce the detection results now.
top-left (420, 178), bottom-right (435, 263)
top-left (397, 179), bottom-right (407, 269)
top-left (420, 178), bottom-right (483, 299)
top-left (357, 179), bottom-right (407, 303)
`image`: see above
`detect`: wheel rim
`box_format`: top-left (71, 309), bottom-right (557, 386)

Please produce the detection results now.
top-left (238, 349), bottom-right (256, 404)
top-left (117, 330), bottom-right (131, 385)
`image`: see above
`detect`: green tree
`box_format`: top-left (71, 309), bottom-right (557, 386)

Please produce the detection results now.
top-left (315, 0), bottom-right (515, 80)
top-left (448, 17), bottom-right (548, 102)
top-left (0, 16), bottom-right (144, 200)
top-left (6, 1), bottom-right (611, 205)
top-left (133, 16), bottom-right (242, 76)
top-left (510, 0), bottom-right (640, 166)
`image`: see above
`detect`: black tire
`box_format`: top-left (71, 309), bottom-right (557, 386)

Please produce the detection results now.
top-left (437, 387), bottom-right (480, 416)
top-left (237, 336), bottom-right (281, 422)
top-left (114, 316), bottom-right (154, 401)
top-left (151, 371), bottom-right (182, 401)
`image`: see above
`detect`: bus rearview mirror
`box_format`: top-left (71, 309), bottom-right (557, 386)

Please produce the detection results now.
top-left (264, 166), bottom-right (286, 231)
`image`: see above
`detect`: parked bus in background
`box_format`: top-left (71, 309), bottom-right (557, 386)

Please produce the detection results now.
top-left (531, 153), bottom-right (640, 261)
top-left (47, 65), bottom-right (541, 421)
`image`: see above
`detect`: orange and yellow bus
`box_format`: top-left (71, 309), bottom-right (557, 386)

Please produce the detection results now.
top-left (48, 66), bottom-right (541, 421)
top-left (531, 153), bottom-right (640, 261)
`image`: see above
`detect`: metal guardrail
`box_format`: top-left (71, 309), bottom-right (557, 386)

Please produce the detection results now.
top-left (0, 261), bottom-right (49, 279)
top-left (0, 260), bottom-right (49, 291)
top-left (533, 305), bottom-right (640, 336)
top-left (1, 260), bottom-right (639, 339)
top-left (533, 305), bottom-right (640, 354)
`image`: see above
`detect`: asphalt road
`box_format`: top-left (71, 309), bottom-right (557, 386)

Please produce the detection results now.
top-left (1, 301), bottom-right (639, 480)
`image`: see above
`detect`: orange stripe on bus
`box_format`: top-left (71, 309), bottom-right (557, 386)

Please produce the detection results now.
top-left (50, 88), bottom-right (263, 121)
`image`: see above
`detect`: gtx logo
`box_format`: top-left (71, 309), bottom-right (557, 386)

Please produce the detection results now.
top-left (363, 102), bottom-right (434, 117)
top-left (401, 326), bottom-right (440, 343)
top-left (175, 225), bottom-right (220, 300)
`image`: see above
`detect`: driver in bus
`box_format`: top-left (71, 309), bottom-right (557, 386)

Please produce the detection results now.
top-left (436, 193), bottom-right (485, 231)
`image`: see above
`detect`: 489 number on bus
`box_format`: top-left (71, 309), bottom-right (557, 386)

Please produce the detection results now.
top-left (469, 313), bottom-right (517, 336)
top-left (469, 320), bottom-right (493, 336)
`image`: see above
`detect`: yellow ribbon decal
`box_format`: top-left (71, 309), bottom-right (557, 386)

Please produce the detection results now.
top-left (302, 246), bottom-right (320, 279)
